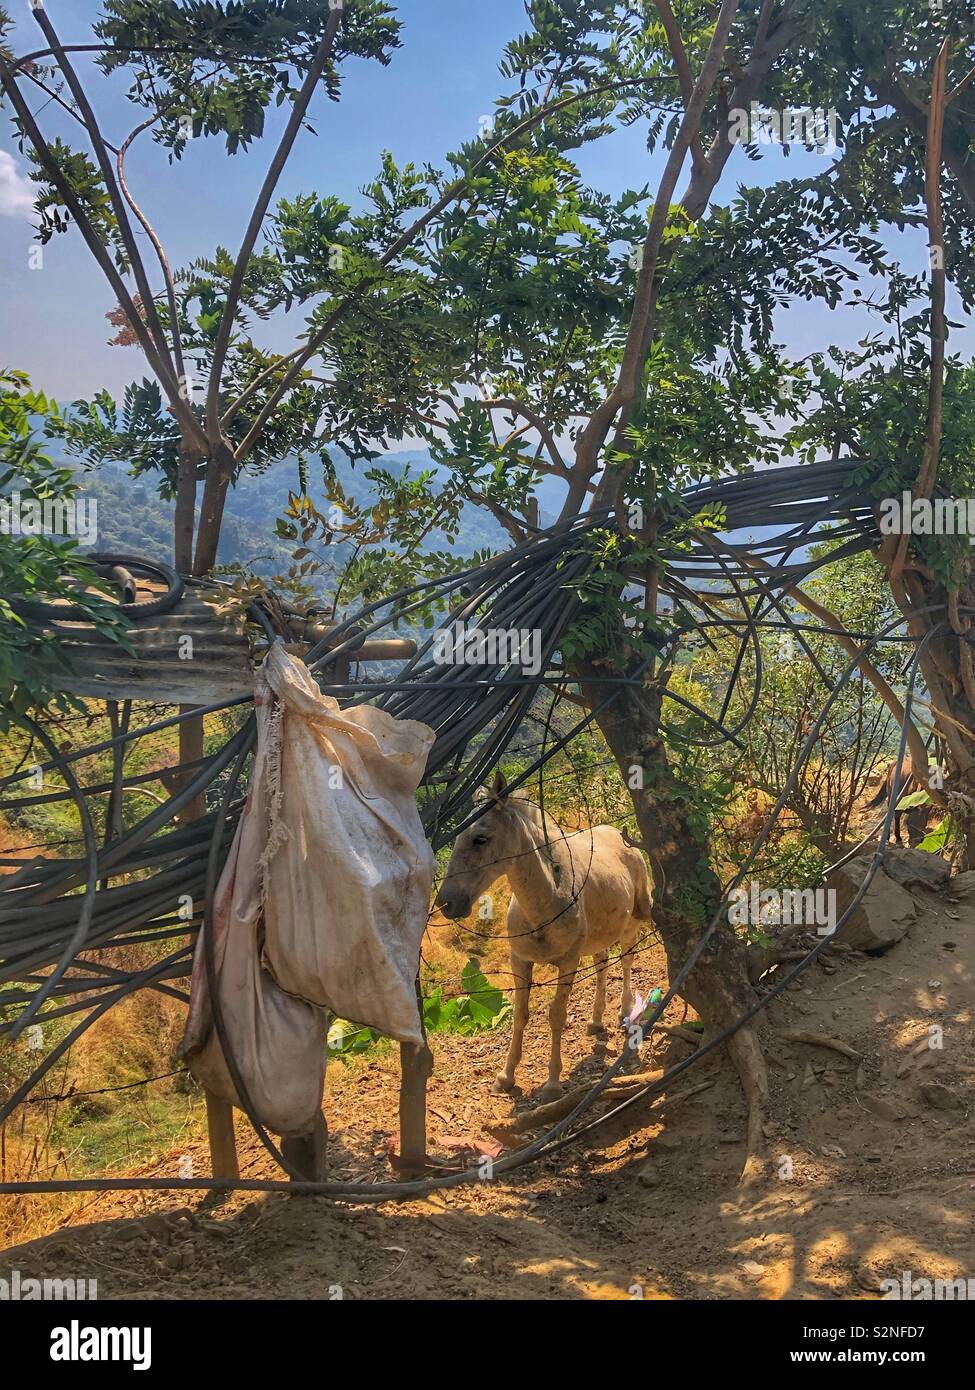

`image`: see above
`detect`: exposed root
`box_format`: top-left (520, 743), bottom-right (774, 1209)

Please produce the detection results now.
top-left (485, 1067), bottom-right (664, 1140)
top-left (484, 1071), bottom-right (715, 1147)
top-left (727, 1023), bottom-right (769, 1188)
top-left (777, 1029), bottom-right (860, 1060)
top-left (653, 1022), bottom-right (704, 1047)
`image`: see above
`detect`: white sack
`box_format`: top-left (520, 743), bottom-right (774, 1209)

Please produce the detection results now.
top-left (181, 642), bottom-right (436, 1135)
top-left (180, 685), bottom-right (327, 1137)
top-left (259, 641), bottom-right (436, 1045)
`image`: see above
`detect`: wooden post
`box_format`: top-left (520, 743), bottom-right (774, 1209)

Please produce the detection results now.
top-left (398, 970), bottom-right (432, 1174)
top-left (281, 1114), bottom-right (328, 1183)
top-left (398, 1040), bottom-right (433, 1176)
top-left (180, 699), bottom-right (239, 1183)
top-left (205, 1089), bottom-right (240, 1181)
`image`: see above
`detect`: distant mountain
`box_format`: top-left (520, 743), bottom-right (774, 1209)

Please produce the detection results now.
top-left (62, 449), bottom-right (523, 580)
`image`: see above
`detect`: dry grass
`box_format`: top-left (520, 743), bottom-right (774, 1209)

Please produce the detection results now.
top-left (1, 945), bottom-right (196, 1249)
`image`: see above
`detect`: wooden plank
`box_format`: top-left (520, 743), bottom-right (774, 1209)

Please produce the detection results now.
top-left (398, 1041), bottom-right (433, 1176)
top-left (205, 1089), bottom-right (240, 1182)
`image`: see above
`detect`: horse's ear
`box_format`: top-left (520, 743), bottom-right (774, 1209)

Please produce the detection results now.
top-left (490, 769), bottom-right (508, 804)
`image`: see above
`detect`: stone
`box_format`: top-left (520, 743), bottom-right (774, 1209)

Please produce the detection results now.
top-left (858, 1093), bottom-right (903, 1122)
top-left (636, 1159), bottom-right (661, 1188)
top-left (947, 870), bottom-right (975, 899)
top-left (828, 859), bottom-right (917, 951)
top-left (856, 1265), bottom-right (884, 1292)
top-left (881, 847), bottom-right (951, 891)
top-left (918, 1082), bottom-right (962, 1112)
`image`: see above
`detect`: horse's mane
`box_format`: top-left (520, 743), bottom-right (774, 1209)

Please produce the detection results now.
top-left (476, 785), bottom-right (594, 844)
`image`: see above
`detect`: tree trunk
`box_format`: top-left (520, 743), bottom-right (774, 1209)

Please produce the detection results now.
top-left (889, 564), bottom-right (975, 869)
top-left (193, 437), bottom-right (236, 578)
top-left (578, 662), bottom-right (769, 1181)
top-left (174, 437), bottom-right (201, 575)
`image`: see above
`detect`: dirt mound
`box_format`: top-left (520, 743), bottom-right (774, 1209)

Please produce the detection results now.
top-left (3, 872), bottom-right (972, 1300)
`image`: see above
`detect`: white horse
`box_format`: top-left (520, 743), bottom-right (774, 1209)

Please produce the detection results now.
top-left (435, 772), bottom-right (653, 1100)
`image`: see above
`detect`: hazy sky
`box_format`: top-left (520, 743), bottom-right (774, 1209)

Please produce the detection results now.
top-left (0, 1), bottom-right (965, 406)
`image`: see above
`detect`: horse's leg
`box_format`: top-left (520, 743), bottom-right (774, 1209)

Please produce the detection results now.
top-left (620, 934), bottom-right (635, 1025)
top-left (540, 948), bottom-right (581, 1102)
top-left (587, 951), bottom-right (609, 1035)
top-left (495, 951), bottom-right (532, 1094)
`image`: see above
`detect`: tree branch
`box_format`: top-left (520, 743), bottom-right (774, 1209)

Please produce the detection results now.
top-left (30, 5), bottom-right (179, 388)
top-left (653, 0), bottom-right (709, 173)
top-left (117, 115), bottom-right (185, 383)
top-left (228, 74), bottom-right (687, 463)
top-left (459, 485), bottom-right (525, 544)
top-left (575, 0), bottom-right (743, 514)
top-left (0, 55), bottom-right (205, 451)
top-left (478, 398), bottom-right (569, 476)
top-left (204, 3), bottom-right (343, 436)
top-left (888, 38), bottom-right (949, 587)
top-left (21, 68), bottom-right (119, 151)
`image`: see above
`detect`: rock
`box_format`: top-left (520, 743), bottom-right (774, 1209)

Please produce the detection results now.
top-left (742, 1260), bottom-right (766, 1277)
top-left (858, 1093), bottom-right (903, 1122)
top-left (948, 870), bottom-right (975, 899)
top-left (652, 1133), bottom-right (681, 1151)
top-left (919, 1082), bottom-right (963, 1112)
top-left (856, 1264), bottom-right (884, 1292)
top-left (881, 847), bottom-right (951, 891)
top-left (636, 1159), bottom-right (661, 1188)
top-left (828, 860), bottom-right (917, 951)
top-left (143, 1214), bottom-right (173, 1244)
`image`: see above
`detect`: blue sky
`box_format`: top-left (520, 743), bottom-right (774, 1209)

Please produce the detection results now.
top-left (0, 0), bottom-right (965, 406)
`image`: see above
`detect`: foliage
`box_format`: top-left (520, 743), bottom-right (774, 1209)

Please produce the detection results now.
top-left (0, 371), bottom-right (131, 728)
top-left (326, 958), bottom-right (510, 1057)
top-left (422, 958), bottom-right (512, 1036)
top-left (787, 283), bottom-right (975, 589)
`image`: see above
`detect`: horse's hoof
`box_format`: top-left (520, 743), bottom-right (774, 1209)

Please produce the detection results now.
top-left (587, 1023), bottom-right (608, 1036)
top-left (537, 1082), bottom-right (563, 1103)
top-left (493, 1075), bottom-right (515, 1094)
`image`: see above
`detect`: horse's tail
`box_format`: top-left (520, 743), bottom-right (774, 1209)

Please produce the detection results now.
top-left (865, 779), bottom-right (890, 810)
top-left (632, 857), bottom-right (654, 921)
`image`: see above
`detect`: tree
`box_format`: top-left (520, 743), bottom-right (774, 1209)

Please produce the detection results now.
top-left (1, 0), bottom-right (401, 572)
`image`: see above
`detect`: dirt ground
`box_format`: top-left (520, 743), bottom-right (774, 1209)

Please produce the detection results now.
top-left (3, 872), bottom-right (973, 1301)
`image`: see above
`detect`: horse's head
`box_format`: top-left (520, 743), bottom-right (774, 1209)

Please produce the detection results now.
top-left (434, 771), bottom-right (525, 920)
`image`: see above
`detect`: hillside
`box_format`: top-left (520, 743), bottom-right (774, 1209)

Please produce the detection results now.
top-left (67, 449), bottom-right (529, 580)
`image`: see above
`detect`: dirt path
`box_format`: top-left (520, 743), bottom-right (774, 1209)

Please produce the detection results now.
top-left (3, 885), bottom-right (973, 1300)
